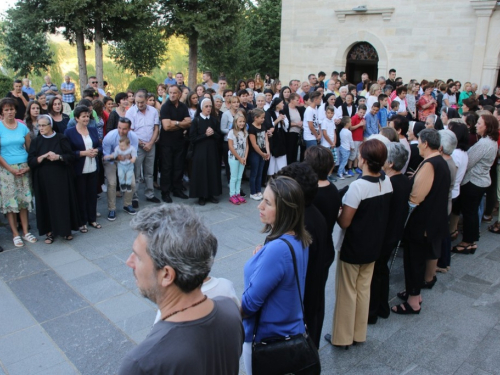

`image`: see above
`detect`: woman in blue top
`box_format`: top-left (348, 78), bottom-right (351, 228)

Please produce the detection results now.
top-left (0, 98), bottom-right (37, 247)
top-left (241, 175), bottom-right (312, 375)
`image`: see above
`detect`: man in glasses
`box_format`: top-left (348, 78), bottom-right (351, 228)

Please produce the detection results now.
top-left (87, 76), bottom-right (106, 99)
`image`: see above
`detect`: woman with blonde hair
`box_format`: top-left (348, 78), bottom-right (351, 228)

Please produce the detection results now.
top-left (366, 83), bottom-right (382, 112)
top-left (458, 82), bottom-right (473, 115)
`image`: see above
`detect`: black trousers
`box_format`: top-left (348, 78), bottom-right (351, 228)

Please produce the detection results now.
top-left (75, 171), bottom-right (97, 225)
top-left (153, 143), bottom-right (162, 183)
top-left (369, 246), bottom-right (393, 319)
top-left (222, 141), bottom-right (231, 184)
top-left (403, 237), bottom-right (441, 296)
top-left (461, 182), bottom-right (486, 243)
top-left (286, 132), bottom-right (299, 165)
top-left (160, 143), bottom-right (185, 194)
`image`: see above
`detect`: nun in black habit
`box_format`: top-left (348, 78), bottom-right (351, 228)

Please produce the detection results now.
top-left (189, 98), bottom-right (222, 205)
top-left (27, 115), bottom-right (80, 243)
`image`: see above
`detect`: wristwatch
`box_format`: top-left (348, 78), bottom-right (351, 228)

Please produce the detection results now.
top-left (176, 121), bottom-right (179, 127)
top-left (59, 155), bottom-right (63, 161)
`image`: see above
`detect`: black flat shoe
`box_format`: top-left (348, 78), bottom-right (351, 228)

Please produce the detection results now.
top-left (162, 193), bottom-right (172, 203)
top-left (198, 198), bottom-right (206, 206)
top-left (173, 191), bottom-right (189, 199)
top-left (391, 302), bottom-right (421, 315)
top-left (324, 334), bottom-right (350, 350)
top-left (208, 196), bottom-right (219, 204)
top-left (367, 315), bottom-right (378, 325)
top-left (422, 275), bottom-right (437, 289)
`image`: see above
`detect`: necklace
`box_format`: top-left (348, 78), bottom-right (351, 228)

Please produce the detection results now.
top-left (3, 120), bottom-right (17, 129)
top-left (161, 295), bottom-right (207, 320)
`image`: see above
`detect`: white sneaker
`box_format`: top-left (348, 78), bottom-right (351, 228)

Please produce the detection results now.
top-left (257, 192), bottom-right (263, 198)
top-left (337, 174), bottom-right (345, 180)
top-left (250, 194), bottom-right (261, 201)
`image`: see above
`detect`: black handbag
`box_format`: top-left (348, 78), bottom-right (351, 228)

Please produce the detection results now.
top-left (251, 239), bottom-right (321, 375)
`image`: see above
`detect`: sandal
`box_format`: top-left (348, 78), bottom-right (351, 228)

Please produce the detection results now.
top-left (63, 235), bottom-right (73, 241)
top-left (45, 234), bottom-right (55, 244)
top-left (391, 302), bottom-right (421, 315)
top-left (13, 236), bottom-right (24, 247)
top-left (79, 225), bottom-right (88, 233)
top-left (22, 233), bottom-right (38, 244)
top-left (450, 230), bottom-right (459, 240)
top-left (482, 215), bottom-right (493, 223)
top-left (451, 243), bottom-right (477, 254)
top-left (488, 222), bottom-right (500, 234)
top-left (397, 290), bottom-right (422, 304)
top-left (89, 222), bottom-right (102, 229)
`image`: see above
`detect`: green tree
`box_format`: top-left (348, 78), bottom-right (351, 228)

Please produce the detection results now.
top-left (108, 26), bottom-right (168, 77)
top-left (158, 0), bottom-right (245, 89)
top-left (0, 7), bottom-right (55, 78)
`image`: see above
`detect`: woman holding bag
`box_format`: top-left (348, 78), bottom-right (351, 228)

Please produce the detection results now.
top-left (242, 176), bottom-right (319, 375)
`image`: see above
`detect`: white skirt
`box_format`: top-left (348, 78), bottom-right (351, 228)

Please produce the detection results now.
top-left (267, 155), bottom-right (287, 175)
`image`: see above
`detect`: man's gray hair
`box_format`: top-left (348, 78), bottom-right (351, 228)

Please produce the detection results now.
top-left (482, 85), bottom-right (491, 91)
top-left (439, 129), bottom-right (457, 156)
top-left (339, 86), bottom-right (348, 93)
top-left (130, 204), bottom-right (217, 293)
top-left (378, 76), bottom-right (386, 82)
top-left (419, 128), bottom-right (441, 150)
top-left (387, 142), bottom-right (409, 172)
top-left (255, 93), bottom-right (265, 100)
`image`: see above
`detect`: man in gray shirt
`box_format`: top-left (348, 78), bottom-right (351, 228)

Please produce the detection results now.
top-left (118, 204), bottom-right (244, 375)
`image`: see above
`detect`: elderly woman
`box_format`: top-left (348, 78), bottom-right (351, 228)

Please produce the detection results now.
top-left (369, 142), bottom-right (411, 324)
top-left (28, 115), bottom-right (80, 243)
top-left (452, 114), bottom-right (499, 254)
top-left (458, 82), bottom-right (473, 114)
top-left (189, 98), bottom-right (222, 205)
top-left (242, 176), bottom-right (312, 375)
top-left (64, 106), bottom-right (101, 233)
top-left (478, 85), bottom-right (493, 107)
top-left (327, 139), bottom-right (392, 346)
top-left (0, 98), bottom-right (36, 247)
top-left (417, 84), bottom-right (437, 122)
top-left (447, 120), bottom-right (470, 240)
top-left (393, 129), bottom-right (450, 314)
top-left (435, 130), bottom-right (458, 273)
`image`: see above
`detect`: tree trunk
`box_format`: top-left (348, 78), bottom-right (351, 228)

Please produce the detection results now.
top-left (188, 33), bottom-right (198, 90)
top-left (75, 30), bottom-right (88, 98)
top-left (94, 18), bottom-right (104, 91)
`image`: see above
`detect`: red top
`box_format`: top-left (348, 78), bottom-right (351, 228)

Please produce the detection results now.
top-left (351, 114), bottom-right (364, 141)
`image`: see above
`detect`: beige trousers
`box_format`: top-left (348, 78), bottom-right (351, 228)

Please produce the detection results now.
top-left (332, 259), bottom-right (375, 345)
top-left (104, 161), bottom-right (136, 210)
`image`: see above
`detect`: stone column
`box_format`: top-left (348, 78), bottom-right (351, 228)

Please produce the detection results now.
top-left (470, 0), bottom-right (497, 85)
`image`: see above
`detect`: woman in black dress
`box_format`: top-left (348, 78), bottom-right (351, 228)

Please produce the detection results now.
top-left (189, 98), bottom-right (222, 205)
top-left (48, 96), bottom-right (70, 134)
top-left (28, 115), bottom-right (80, 243)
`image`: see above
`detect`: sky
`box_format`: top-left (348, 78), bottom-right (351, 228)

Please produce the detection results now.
top-left (0, 0), bottom-right (16, 17)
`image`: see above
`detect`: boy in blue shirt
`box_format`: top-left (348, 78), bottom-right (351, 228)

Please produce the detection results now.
top-left (377, 94), bottom-right (388, 128)
top-left (363, 102), bottom-right (380, 139)
top-left (388, 101), bottom-right (399, 118)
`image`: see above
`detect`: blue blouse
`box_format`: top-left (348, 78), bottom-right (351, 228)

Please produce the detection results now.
top-left (242, 234), bottom-right (309, 343)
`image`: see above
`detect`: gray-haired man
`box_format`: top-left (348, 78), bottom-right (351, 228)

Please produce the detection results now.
top-left (119, 204), bottom-right (243, 374)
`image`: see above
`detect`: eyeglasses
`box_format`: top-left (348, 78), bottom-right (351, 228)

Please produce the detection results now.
top-left (38, 124), bottom-right (51, 127)
top-left (91, 81), bottom-right (98, 84)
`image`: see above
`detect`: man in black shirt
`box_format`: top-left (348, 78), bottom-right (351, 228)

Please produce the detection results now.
top-left (159, 85), bottom-right (191, 202)
top-left (386, 69), bottom-right (397, 89)
top-left (238, 89), bottom-right (254, 111)
top-left (6, 80), bottom-right (29, 120)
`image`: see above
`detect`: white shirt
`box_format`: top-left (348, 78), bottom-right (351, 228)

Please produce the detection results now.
top-left (394, 97), bottom-right (407, 113)
top-left (320, 117), bottom-right (336, 148)
top-left (82, 135), bottom-right (97, 174)
top-left (125, 105), bottom-right (160, 143)
top-left (340, 128), bottom-right (354, 151)
top-left (451, 149), bottom-right (468, 198)
top-left (303, 106), bottom-right (319, 141)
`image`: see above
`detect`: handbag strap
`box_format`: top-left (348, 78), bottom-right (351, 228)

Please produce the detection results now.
top-left (252, 237), bottom-right (307, 344)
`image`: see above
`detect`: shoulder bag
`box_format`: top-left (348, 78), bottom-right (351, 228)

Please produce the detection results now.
top-left (251, 238), bottom-right (321, 375)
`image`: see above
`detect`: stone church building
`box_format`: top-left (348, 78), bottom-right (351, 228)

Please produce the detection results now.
top-left (279, 0), bottom-right (500, 90)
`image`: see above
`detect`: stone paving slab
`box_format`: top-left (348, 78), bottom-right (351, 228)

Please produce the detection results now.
top-left (0, 178), bottom-right (499, 374)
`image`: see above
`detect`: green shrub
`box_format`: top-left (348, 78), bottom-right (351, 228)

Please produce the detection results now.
top-left (0, 75), bottom-right (13, 98)
top-left (127, 76), bottom-right (158, 94)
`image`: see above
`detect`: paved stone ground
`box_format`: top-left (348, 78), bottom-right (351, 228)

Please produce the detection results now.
top-left (0, 176), bottom-right (499, 375)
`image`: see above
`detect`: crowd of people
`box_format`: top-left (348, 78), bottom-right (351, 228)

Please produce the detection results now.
top-left (1, 67), bottom-right (500, 373)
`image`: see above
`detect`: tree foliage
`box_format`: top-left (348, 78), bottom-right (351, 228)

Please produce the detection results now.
top-left (108, 26), bottom-right (167, 77)
top-left (0, 75), bottom-right (14, 97)
top-left (0, 6), bottom-right (54, 77)
top-left (128, 76), bottom-right (158, 94)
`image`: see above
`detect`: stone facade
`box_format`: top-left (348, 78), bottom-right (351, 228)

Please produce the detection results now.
top-left (279, 0), bottom-right (500, 91)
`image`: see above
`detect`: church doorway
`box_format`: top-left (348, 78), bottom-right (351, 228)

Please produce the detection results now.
top-left (345, 42), bottom-right (379, 86)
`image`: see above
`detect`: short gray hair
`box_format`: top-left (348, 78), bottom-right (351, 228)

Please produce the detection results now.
top-left (255, 93), bottom-right (266, 100)
top-left (439, 129), bottom-right (457, 155)
top-left (378, 76), bottom-right (386, 82)
top-left (387, 142), bottom-right (409, 172)
top-left (419, 128), bottom-right (441, 150)
top-left (130, 204), bottom-right (217, 293)
top-left (339, 86), bottom-right (348, 93)
top-left (482, 85), bottom-right (491, 91)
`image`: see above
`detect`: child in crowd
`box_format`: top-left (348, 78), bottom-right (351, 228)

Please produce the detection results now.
top-left (103, 136), bottom-right (136, 192)
top-left (227, 113), bottom-right (248, 205)
top-left (248, 109), bottom-right (270, 200)
top-left (338, 116), bottom-right (354, 180)
top-left (393, 86), bottom-right (408, 117)
top-left (377, 94), bottom-right (389, 128)
top-left (349, 104), bottom-right (367, 174)
top-left (321, 106), bottom-right (337, 170)
top-left (388, 100), bottom-right (399, 118)
top-left (364, 102), bottom-right (380, 139)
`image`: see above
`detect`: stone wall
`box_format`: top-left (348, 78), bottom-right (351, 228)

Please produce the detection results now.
top-left (279, 0), bottom-right (500, 91)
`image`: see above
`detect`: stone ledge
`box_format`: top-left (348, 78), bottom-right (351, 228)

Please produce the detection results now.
top-left (335, 7), bottom-right (395, 23)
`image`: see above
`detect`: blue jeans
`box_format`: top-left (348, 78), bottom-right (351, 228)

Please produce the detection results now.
top-left (305, 140), bottom-right (317, 149)
top-left (249, 151), bottom-right (265, 195)
top-left (338, 147), bottom-right (350, 175)
top-left (228, 157), bottom-right (244, 197)
top-left (118, 163), bottom-right (134, 187)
